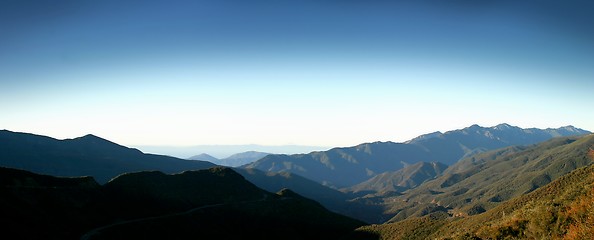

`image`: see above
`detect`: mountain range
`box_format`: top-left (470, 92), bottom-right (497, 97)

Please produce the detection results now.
top-left (245, 124), bottom-right (590, 188)
top-left (189, 151), bottom-right (270, 167)
top-left (1, 124), bottom-right (593, 236)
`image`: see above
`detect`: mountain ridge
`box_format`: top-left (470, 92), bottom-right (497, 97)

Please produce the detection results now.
top-left (245, 124), bottom-right (590, 188)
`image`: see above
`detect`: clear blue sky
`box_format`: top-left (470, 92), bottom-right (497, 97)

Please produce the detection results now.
top-left (1, 0), bottom-right (593, 147)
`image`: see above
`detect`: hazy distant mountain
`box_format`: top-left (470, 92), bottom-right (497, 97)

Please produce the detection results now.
top-left (347, 162), bottom-right (448, 195)
top-left (223, 151), bottom-right (270, 167)
top-left (245, 124), bottom-right (590, 188)
top-left (189, 151), bottom-right (270, 167)
top-left (0, 130), bottom-right (215, 183)
top-left (136, 144), bottom-right (328, 160)
top-left (188, 153), bottom-right (219, 162)
top-left (0, 166), bottom-right (366, 240)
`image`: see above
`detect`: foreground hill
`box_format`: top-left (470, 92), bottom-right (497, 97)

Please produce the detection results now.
top-left (0, 130), bottom-right (215, 183)
top-left (246, 124), bottom-right (589, 188)
top-left (0, 166), bottom-right (367, 240)
top-left (357, 155), bottom-right (594, 239)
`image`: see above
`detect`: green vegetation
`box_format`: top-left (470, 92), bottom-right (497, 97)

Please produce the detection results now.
top-left (380, 135), bottom-right (594, 222)
top-left (355, 141), bottom-right (594, 239)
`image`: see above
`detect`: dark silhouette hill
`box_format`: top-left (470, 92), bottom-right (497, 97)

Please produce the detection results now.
top-left (0, 166), bottom-right (366, 240)
top-left (0, 130), bottom-right (215, 183)
top-left (245, 124), bottom-right (589, 188)
top-left (0, 167), bottom-right (110, 240)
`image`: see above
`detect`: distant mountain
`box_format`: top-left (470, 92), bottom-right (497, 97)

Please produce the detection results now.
top-left (383, 134), bottom-right (594, 223)
top-left (405, 123), bottom-right (591, 165)
top-left (245, 124), bottom-right (590, 188)
top-left (189, 151), bottom-right (270, 167)
top-left (357, 155), bottom-right (594, 239)
top-left (246, 142), bottom-right (433, 188)
top-left (188, 153), bottom-right (219, 162)
top-left (223, 151), bottom-right (270, 167)
top-left (346, 162), bottom-right (448, 195)
top-left (136, 144), bottom-right (327, 160)
top-left (0, 166), bottom-right (366, 240)
top-left (0, 130), bottom-right (215, 183)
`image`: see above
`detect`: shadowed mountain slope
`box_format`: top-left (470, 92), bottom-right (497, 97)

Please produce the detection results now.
top-left (234, 167), bottom-right (387, 224)
top-left (0, 130), bottom-right (215, 183)
top-left (347, 161), bottom-right (448, 195)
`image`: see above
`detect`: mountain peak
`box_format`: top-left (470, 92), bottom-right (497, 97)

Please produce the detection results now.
top-left (493, 123), bottom-right (515, 130)
top-left (404, 131), bottom-right (443, 144)
top-left (74, 134), bottom-right (114, 144)
top-left (558, 125), bottom-right (588, 133)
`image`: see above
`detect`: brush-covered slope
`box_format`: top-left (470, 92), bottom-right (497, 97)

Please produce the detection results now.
top-left (0, 166), bottom-right (366, 240)
top-left (347, 161), bottom-right (448, 195)
top-left (246, 124), bottom-right (589, 188)
top-left (383, 134), bottom-right (594, 222)
top-left (0, 130), bottom-right (215, 183)
top-left (357, 157), bottom-right (594, 239)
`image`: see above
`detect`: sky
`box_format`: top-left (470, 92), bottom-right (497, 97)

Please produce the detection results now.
top-left (1, 0), bottom-right (593, 148)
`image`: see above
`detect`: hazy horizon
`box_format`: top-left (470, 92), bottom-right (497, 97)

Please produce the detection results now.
top-left (2, 1), bottom-right (593, 147)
